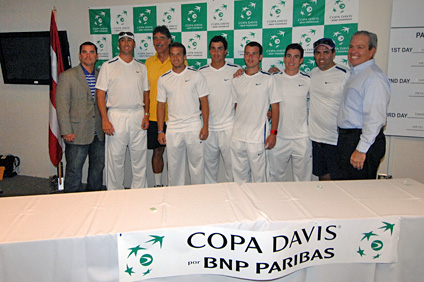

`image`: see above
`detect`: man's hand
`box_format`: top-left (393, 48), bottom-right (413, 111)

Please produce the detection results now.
top-left (158, 132), bottom-right (166, 145)
top-left (63, 134), bottom-right (75, 142)
top-left (350, 150), bottom-right (366, 170)
top-left (268, 67), bottom-right (280, 73)
top-left (199, 126), bottom-right (208, 141)
top-left (267, 110), bottom-right (272, 120)
top-left (265, 134), bottom-right (277, 149)
top-left (141, 116), bottom-right (149, 130)
top-left (233, 68), bottom-right (245, 78)
top-left (103, 119), bottom-right (115, 136)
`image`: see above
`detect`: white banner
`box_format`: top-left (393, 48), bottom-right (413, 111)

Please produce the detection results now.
top-left (386, 0), bottom-right (424, 137)
top-left (117, 217), bottom-right (399, 281)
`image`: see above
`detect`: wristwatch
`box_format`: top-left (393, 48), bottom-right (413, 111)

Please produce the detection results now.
top-left (270, 130), bottom-right (278, 135)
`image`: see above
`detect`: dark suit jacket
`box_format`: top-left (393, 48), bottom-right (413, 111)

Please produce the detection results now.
top-left (56, 64), bottom-right (104, 145)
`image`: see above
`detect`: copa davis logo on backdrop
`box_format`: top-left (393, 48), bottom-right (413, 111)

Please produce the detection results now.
top-left (117, 218), bottom-right (399, 281)
top-left (208, 1), bottom-right (234, 31)
top-left (326, 0), bottom-right (359, 24)
top-left (293, 0), bottom-right (325, 26)
top-left (133, 6), bottom-right (157, 33)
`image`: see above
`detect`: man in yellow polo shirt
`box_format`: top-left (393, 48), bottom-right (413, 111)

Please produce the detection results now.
top-left (145, 26), bottom-right (173, 187)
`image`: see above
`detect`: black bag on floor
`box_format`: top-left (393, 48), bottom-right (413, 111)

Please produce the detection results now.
top-left (0, 155), bottom-right (20, 177)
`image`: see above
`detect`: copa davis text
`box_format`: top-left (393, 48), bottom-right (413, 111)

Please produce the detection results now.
top-left (186, 225), bottom-right (337, 274)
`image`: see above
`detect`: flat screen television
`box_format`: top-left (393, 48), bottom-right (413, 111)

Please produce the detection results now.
top-left (0, 31), bottom-right (71, 85)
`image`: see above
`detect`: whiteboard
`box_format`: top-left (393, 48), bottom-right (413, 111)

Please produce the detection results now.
top-left (385, 0), bottom-right (424, 137)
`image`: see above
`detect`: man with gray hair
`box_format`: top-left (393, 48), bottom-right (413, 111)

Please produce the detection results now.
top-left (336, 30), bottom-right (390, 180)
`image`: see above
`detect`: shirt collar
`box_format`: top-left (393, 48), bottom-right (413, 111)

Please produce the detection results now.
top-left (153, 52), bottom-right (171, 63)
top-left (351, 59), bottom-right (375, 74)
top-left (80, 64), bottom-right (95, 75)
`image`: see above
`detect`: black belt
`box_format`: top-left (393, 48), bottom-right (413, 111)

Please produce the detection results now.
top-left (338, 128), bottom-right (362, 134)
top-left (338, 127), bottom-right (384, 136)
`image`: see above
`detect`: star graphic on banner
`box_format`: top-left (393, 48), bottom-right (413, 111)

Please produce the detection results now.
top-left (125, 264), bottom-right (135, 276)
top-left (127, 245), bottom-right (145, 258)
top-left (143, 269), bottom-right (153, 276)
top-left (357, 247), bottom-right (366, 257)
top-left (373, 253), bottom-right (381, 259)
top-left (146, 235), bottom-right (165, 248)
top-left (361, 231), bottom-right (378, 241)
top-left (379, 222), bottom-right (395, 235)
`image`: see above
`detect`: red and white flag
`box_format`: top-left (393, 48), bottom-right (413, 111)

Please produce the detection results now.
top-left (49, 10), bottom-right (64, 167)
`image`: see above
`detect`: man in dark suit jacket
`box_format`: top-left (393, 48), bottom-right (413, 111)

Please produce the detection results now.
top-left (56, 42), bottom-right (105, 192)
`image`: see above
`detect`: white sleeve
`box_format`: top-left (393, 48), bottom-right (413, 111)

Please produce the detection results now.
top-left (142, 64), bottom-right (150, 91)
top-left (95, 62), bottom-right (109, 91)
top-left (232, 79), bottom-right (238, 104)
top-left (197, 72), bottom-right (209, 98)
top-left (156, 76), bottom-right (167, 103)
top-left (269, 75), bottom-right (282, 104)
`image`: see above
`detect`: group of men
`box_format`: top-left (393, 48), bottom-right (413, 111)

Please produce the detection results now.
top-left (56, 25), bottom-right (390, 192)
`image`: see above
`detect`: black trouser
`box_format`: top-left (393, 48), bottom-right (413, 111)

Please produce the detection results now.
top-left (335, 128), bottom-right (386, 180)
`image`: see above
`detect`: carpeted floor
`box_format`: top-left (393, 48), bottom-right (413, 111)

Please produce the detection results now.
top-left (0, 175), bottom-right (61, 197)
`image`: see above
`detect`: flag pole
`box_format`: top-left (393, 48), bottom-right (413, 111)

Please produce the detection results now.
top-left (49, 6), bottom-right (65, 191)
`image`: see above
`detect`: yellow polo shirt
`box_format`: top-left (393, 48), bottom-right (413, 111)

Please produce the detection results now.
top-left (145, 53), bottom-right (173, 122)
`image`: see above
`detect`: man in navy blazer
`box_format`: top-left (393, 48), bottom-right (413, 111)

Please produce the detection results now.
top-left (56, 42), bottom-right (105, 192)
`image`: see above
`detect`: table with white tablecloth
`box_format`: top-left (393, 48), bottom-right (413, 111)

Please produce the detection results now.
top-left (1, 179), bottom-right (424, 282)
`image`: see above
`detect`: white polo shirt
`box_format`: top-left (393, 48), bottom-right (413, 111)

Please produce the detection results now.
top-left (273, 71), bottom-right (310, 139)
top-left (309, 64), bottom-right (350, 145)
top-left (96, 56), bottom-right (149, 110)
top-left (199, 63), bottom-right (240, 131)
top-left (232, 70), bottom-right (282, 144)
top-left (157, 67), bottom-right (209, 132)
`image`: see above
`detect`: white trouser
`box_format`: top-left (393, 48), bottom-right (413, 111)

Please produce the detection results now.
top-left (268, 136), bottom-right (312, 182)
top-left (106, 108), bottom-right (147, 190)
top-left (166, 129), bottom-right (205, 186)
top-left (230, 140), bottom-right (266, 184)
top-left (203, 128), bottom-right (234, 183)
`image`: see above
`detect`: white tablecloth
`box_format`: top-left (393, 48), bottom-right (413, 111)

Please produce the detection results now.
top-left (1, 179), bottom-right (424, 282)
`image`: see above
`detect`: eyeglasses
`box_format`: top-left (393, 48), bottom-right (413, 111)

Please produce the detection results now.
top-left (118, 31), bottom-right (134, 37)
top-left (313, 38), bottom-right (335, 49)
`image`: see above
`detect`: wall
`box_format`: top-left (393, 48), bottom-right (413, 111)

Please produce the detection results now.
top-left (1, 0), bottom-right (423, 183)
